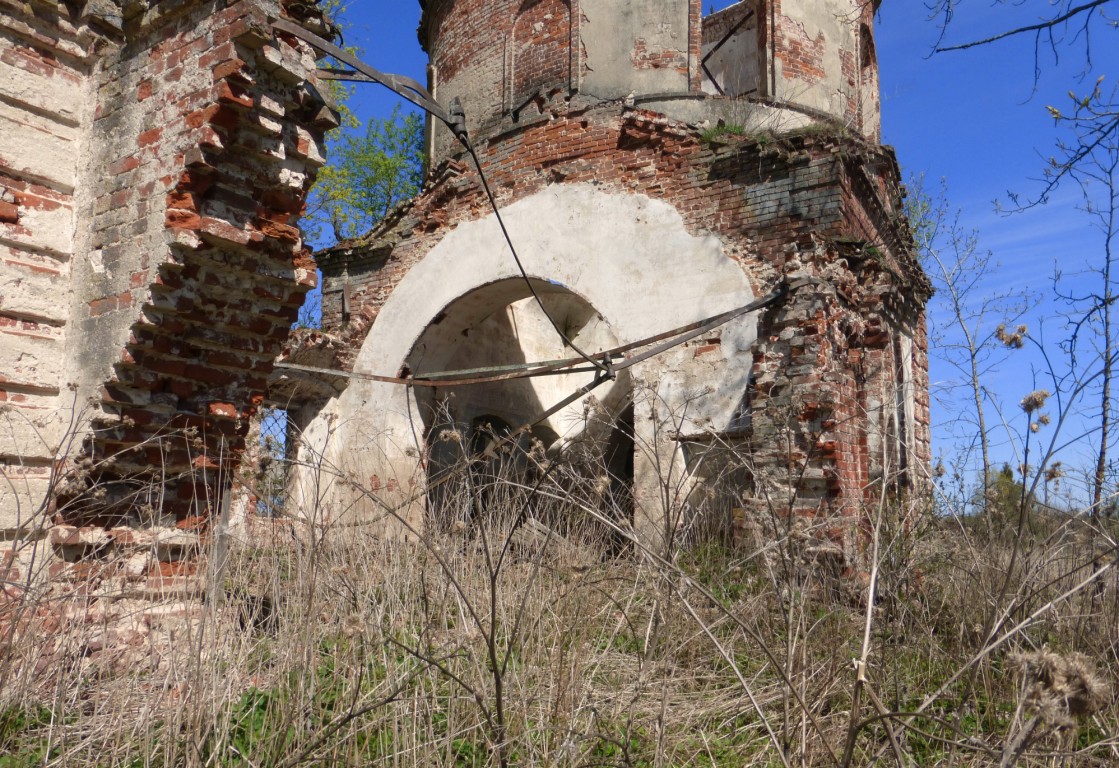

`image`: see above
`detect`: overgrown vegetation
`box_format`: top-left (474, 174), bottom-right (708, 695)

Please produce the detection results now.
top-left (701, 121), bottom-right (749, 143)
top-left (303, 104), bottom-right (425, 246)
top-left (1, 394), bottom-right (1116, 767)
top-left (1, 5), bottom-right (1116, 766)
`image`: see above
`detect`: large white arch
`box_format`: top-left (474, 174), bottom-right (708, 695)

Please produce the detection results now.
top-left (295, 184), bottom-right (759, 541)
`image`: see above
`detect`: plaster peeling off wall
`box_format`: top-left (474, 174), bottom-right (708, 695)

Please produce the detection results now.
top-left (510, 0), bottom-right (573, 110)
top-left (580, 0), bottom-right (691, 98)
top-left (0, 1), bottom-right (90, 531)
top-left (1, 0), bottom-right (333, 585)
top-left (311, 0), bottom-right (927, 560)
top-left (771, 0), bottom-right (871, 134)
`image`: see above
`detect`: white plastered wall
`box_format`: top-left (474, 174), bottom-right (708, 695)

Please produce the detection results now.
top-left (293, 184), bottom-right (758, 547)
top-left (772, 0), bottom-right (864, 133)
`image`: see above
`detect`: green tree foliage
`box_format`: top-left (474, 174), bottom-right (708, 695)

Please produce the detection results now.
top-left (304, 105), bottom-right (425, 246)
top-left (985, 463), bottom-right (1025, 521)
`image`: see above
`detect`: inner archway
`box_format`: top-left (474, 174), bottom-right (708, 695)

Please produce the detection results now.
top-left (406, 278), bottom-right (633, 528)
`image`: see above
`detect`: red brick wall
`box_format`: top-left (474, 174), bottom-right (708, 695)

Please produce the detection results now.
top-left (688, 0), bottom-right (703, 91)
top-left (49, 2), bottom-right (331, 526)
top-left (511, 0), bottom-right (572, 108)
top-left (317, 106), bottom-right (930, 518)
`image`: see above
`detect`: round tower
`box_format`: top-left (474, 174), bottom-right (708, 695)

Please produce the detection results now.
top-left (418, 0), bottom-right (882, 162)
top-left (301, 0), bottom-right (925, 550)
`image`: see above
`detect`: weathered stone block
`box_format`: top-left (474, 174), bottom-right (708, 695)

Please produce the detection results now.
top-left (0, 190), bottom-right (75, 257)
top-left (0, 333), bottom-right (60, 391)
top-left (0, 56), bottom-right (83, 126)
top-left (153, 528), bottom-right (201, 560)
top-left (0, 398), bottom-right (69, 460)
top-left (0, 104), bottom-right (78, 192)
top-left (0, 257), bottom-right (68, 323)
top-left (0, 471), bottom-right (52, 531)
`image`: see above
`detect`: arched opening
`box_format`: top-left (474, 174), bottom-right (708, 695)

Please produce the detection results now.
top-left (407, 278), bottom-right (634, 531)
top-left (303, 184), bottom-right (760, 545)
top-left (859, 23), bottom-right (876, 71)
top-left (858, 21), bottom-right (881, 138)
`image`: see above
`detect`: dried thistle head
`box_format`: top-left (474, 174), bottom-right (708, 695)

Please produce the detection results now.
top-left (787, 518), bottom-right (809, 541)
top-left (1020, 389), bottom-right (1051, 414)
top-left (1010, 649), bottom-right (1109, 727)
top-left (527, 436), bottom-right (547, 463)
top-left (1044, 462), bottom-right (1064, 484)
top-left (593, 474), bottom-right (611, 497)
top-left (341, 613), bottom-right (365, 638)
top-left (438, 429), bottom-right (462, 443)
top-left (1031, 412), bottom-right (1052, 432)
top-left (582, 394), bottom-right (606, 421)
top-left (997, 323), bottom-right (1027, 349)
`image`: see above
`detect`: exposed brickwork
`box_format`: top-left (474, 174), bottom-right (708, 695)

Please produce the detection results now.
top-left (777, 13), bottom-right (826, 84)
top-left (630, 35), bottom-right (689, 74)
top-left (417, 0), bottom-right (882, 174)
top-left (688, 0), bottom-right (702, 92)
top-left (62, 3), bottom-right (329, 526)
top-left (511, 0), bottom-right (572, 108)
top-left (316, 102), bottom-right (930, 521)
top-left (0, 2), bottom-right (331, 537)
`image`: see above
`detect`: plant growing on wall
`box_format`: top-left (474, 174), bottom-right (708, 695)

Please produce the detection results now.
top-left (293, 1), bottom-right (427, 326)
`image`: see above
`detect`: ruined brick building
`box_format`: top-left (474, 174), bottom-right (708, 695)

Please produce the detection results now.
top-left (0, 0), bottom-right (931, 572)
top-left (276, 0), bottom-right (932, 550)
top-left (0, 0), bottom-right (332, 579)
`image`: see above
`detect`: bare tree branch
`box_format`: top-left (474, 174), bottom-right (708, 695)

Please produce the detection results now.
top-left (934, 0), bottom-right (1113, 52)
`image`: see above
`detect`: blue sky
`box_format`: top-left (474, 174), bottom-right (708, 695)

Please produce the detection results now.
top-left (874, 1), bottom-right (1118, 500)
top-left (326, 1), bottom-right (1119, 502)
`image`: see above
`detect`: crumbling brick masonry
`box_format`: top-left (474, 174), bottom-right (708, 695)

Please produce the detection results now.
top-left (0, 0), bottom-right (931, 576)
top-left (276, 0), bottom-right (931, 552)
top-left (1, 0), bottom-right (332, 584)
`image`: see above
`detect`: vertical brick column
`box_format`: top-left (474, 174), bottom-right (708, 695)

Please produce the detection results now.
top-left (52, 1), bottom-right (332, 530)
top-left (0, 1), bottom-right (91, 532)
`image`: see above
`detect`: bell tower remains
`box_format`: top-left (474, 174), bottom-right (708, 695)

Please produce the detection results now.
top-left (281, 0), bottom-right (931, 555)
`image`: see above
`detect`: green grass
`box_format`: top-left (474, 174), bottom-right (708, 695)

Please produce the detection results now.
top-left (701, 122), bottom-right (749, 142)
top-left (1, 482), bottom-right (1116, 767)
